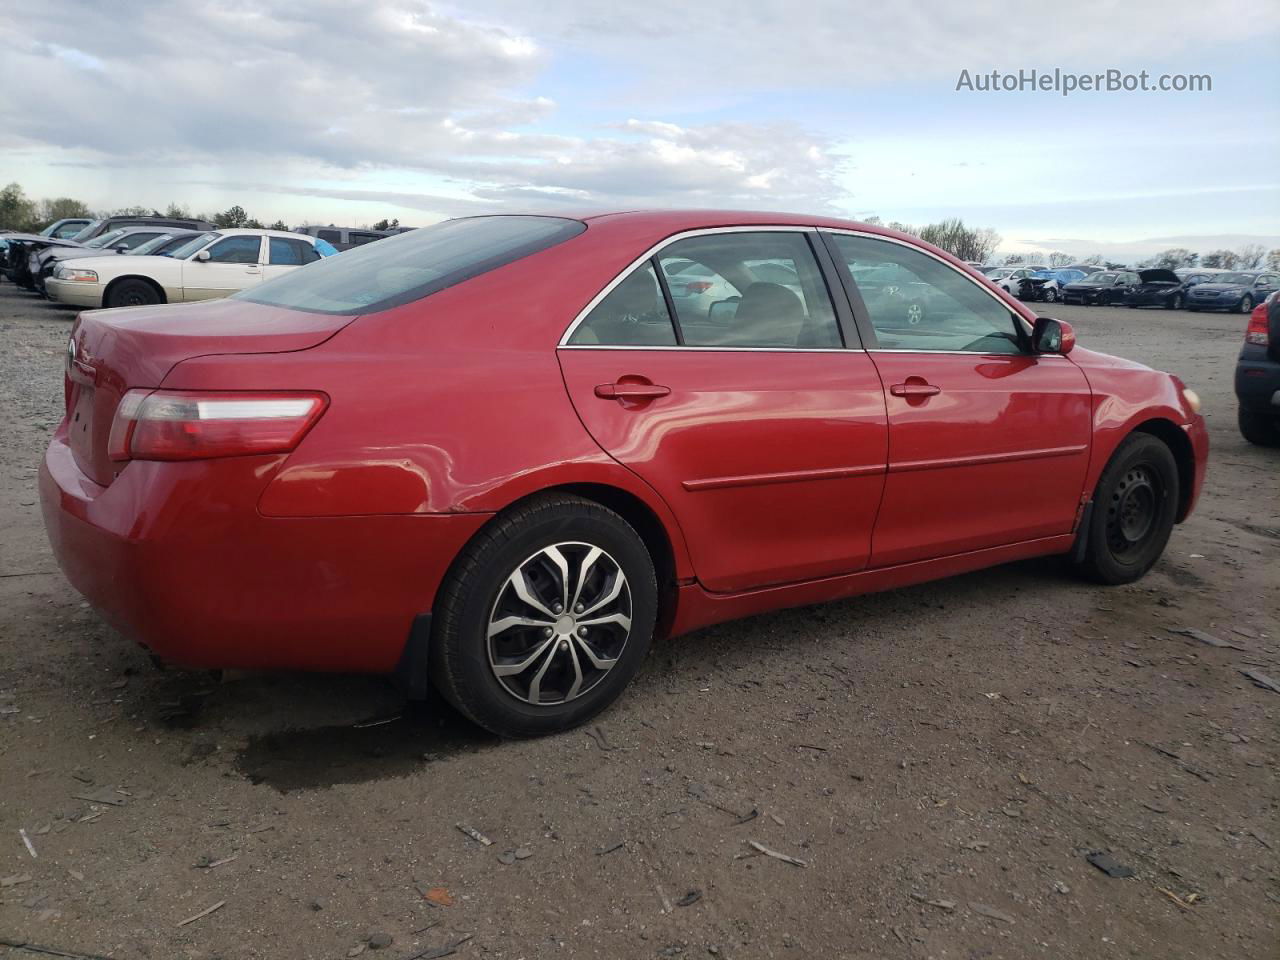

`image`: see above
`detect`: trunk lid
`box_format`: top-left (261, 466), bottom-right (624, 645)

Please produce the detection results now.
top-left (65, 297), bottom-right (355, 486)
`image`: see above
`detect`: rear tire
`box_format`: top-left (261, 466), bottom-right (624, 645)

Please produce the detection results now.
top-left (1238, 407), bottom-right (1280, 446)
top-left (1075, 433), bottom-right (1179, 585)
top-left (1170, 293), bottom-right (1184, 310)
top-left (1239, 295), bottom-right (1254, 314)
top-left (106, 279), bottom-right (160, 308)
top-left (429, 494), bottom-right (658, 738)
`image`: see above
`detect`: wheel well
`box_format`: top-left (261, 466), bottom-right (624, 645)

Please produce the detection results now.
top-left (1132, 418), bottom-right (1195, 522)
top-left (550, 483), bottom-right (680, 637)
top-left (103, 275), bottom-right (166, 305)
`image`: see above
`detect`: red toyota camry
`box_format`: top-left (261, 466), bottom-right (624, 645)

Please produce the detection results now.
top-left (41, 211), bottom-right (1208, 737)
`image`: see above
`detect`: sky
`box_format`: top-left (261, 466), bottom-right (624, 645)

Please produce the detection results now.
top-left (2, 0), bottom-right (1278, 258)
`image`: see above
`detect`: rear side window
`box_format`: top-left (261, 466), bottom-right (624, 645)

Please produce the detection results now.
top-left (237, 216), bottom-right (586, 315)
top-left (568, 263), bottom-right (677, 346)
top-left (269, 237), bottom-right (320, 265)
top-left (656, 232), bottom-right (841, 348)
top-left (317, 229), bottom-right (342, 243)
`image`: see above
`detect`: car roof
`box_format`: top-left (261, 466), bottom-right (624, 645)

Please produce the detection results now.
top-left (217, 228), bottom-right (317, 240)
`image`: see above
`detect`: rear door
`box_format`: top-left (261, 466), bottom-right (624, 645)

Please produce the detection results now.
top-left (181, 235), bottom-right (265, 300)
top-left (823, 231), bottom-right (1092, 568)
top-left (558, 229), bottom-right (889, 593)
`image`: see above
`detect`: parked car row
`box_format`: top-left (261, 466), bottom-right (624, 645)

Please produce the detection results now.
top-left (2, 217), bottom-right (410, 300)
top-left (44, 229), bottom-right (336, 309)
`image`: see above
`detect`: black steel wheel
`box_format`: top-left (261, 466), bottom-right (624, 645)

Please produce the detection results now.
top-left (106, 279), bottom-right (160, 309)
top-left (1075, 433), bottom-right (1179, 584)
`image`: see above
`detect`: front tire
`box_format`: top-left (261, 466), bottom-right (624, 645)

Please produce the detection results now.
top-left (430, 494), bottom-right (658, 738)
top-left (1075, 433), bottom-right (1179, 585)
top-left (1239, 295), bottom-right (1254, 314)
top-left (1170, 293), bottom-right (1184, 310)
top-left (1238, 407), bottom-right (1280, 446)
top-left (106, 279), bottom-right (160, 308)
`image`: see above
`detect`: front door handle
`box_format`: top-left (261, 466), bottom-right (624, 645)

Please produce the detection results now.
top-left (594, 381), bottom-right (671, 401)
top-left (889, 380), bottom-right (941, 398)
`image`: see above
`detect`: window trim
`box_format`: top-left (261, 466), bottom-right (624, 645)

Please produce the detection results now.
top-left (558, 226), bottom-right (856, 351)
top-left (818, 228), bottom-right (1037, 355)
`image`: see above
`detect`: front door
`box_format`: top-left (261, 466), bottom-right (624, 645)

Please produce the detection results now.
top-left (558, 230), bottom-right (889, 593)
top-left (181, 234), bottom-right (265, 300)
top-left (824, 231), bottom-right (1092, 568)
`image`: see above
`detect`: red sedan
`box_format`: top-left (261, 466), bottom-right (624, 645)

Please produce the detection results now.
top-left (41, 211), bottom-right (1208, 737)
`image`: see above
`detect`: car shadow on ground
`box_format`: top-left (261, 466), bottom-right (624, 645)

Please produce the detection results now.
top-left (144, 554), bottom-right (1078, 792)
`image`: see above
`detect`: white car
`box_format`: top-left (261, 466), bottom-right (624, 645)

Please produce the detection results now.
top-left (44, 229), bottom-right (335, 309)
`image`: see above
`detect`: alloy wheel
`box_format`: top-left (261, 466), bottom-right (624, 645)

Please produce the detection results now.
top-left (487, 542), bottom-right (632, 706)
top-left (905, 302), bottom-right (924, 324)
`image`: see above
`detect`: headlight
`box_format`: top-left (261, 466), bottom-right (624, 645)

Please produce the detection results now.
top-left (1182, 388), bottom-right (1201, 414)
top-left (54, 266), bottom-right (98, 282)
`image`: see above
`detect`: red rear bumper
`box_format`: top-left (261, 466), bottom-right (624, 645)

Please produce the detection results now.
top-left (39, 430), bottom-right (488, 672)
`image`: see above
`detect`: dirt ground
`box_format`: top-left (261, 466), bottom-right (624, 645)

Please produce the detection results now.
top-left (1, 282), bottom-right (1276, 960)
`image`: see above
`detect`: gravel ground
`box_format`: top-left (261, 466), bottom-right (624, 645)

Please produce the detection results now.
top-left (0, 283), bottom-right (1276, 960)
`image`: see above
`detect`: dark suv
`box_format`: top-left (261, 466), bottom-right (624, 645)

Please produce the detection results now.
top-left (1236, 290), bottom-right (1280, 446)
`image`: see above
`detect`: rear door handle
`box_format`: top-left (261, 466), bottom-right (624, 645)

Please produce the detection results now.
top-left (594, 382), bottom-right (671, 401)
top-left (889, 381), bottom-right (941, 398)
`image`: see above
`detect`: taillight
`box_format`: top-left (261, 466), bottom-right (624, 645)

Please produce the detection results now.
top-left (684, 281), bottom-right (713, 294)
top-left (1245, 303), bottom-right (1269, 346)
top-left (108, 390), bottom-right (327, 462)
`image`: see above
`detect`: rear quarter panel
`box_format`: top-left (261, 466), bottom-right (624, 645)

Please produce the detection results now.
top-left (160, 238), bottom-right (697, 580)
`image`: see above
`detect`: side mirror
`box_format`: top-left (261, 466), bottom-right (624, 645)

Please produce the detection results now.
top-left (113, 245), bottom-right (128, 254)
top-left (707, 297), bottom-right (739, 322)
top-left (1031, 317), bottom-right (1075, 355)
top-left (195, 249), bottom-right (211, 262)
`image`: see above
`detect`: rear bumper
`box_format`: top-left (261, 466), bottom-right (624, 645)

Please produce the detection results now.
top-left (45, 278), bottom-right (104, 308)
top-left (1235, 350), bottom-right (1280, 414)
top-left (39, 429), bottom-right (489, 673)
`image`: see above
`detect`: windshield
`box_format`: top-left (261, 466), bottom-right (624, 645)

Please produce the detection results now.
top-left (70, 220), bottom-right (104, 242)
top-left (1083, 272), bottom-right (1117, 284)
top-left (979, 266), bottom-right (1008, 277)
top-left (85, 229), bottom-right (129, 249)
top-left (236, 215), bottom-right (586, 315)
top-left (129, 233), bottom-right (180, 256)
top-left (168, 232), bottom-right (219, 260)
top-left (1211, 272), bottom-right (1254, 285)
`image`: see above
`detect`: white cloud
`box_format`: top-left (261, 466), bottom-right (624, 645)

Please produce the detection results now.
top-left (0, 0), bottom-right (845, 215)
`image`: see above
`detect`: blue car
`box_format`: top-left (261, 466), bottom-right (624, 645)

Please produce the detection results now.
top-left (1187, 271), bottom-right (1279, 314)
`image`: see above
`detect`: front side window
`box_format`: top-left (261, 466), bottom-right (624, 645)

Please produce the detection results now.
top-left (237, 216), bottom-right (585, 315)
top-left (568, 263), bottom-right (676, 346)
top-left (205, 235), bottom-right (262, 264)
top-left (829, 233), bottom-right (1023, 354)
top-left (655, 232), bottom-right (841, 348)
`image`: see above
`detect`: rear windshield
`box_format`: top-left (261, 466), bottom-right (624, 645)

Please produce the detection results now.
top-left (235, 215), bottom-right (586, 315)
